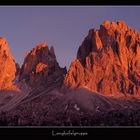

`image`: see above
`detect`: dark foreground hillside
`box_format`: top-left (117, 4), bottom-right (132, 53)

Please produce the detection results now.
top-left (0, 87), bottom-right (140, 126)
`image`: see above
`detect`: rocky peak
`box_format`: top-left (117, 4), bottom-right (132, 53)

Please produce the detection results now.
top-left (62, 59), bottom-right (85, 91)
top-left (49, 46), bottom-right (56, 58)
top-left (63, 20), bottom-right (140, 95)
top-left (100, 20), bottom-right (128, 31)
top-left (0, 37), bottom-right (11, 58)
top-left (19, 43), bottom-right (67, 87)
top-left (101, 20), bottom-right (112, 30)
top-left (0, 37), bottom-right (16, 89)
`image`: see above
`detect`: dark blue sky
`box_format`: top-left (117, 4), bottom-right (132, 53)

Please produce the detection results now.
top-left (0, 6), bottom-right (139, 68)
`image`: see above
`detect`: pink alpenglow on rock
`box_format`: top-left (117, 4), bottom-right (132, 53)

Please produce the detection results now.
top-left (63, 20), bottom-right (140, 96)
top-left (19, 43), bottom-right (67, 87)
top-left (0, 37), bottom-right (16, 89)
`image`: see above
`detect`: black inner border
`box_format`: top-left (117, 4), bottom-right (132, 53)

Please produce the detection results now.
top-left (0, 0), bottom-right (140, 138)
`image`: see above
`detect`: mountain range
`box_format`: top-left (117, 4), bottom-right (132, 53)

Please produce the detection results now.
top-left (0, 20), bottom-right (140, 126)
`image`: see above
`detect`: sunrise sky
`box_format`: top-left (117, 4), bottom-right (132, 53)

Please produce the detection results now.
top-left (0, 6), bottom-right (139, 68)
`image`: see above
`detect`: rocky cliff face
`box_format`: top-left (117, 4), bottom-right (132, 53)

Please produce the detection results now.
top-left (0, 37), bottom-right (17, 89)
top-left (63, 20), bottom-right (140, 95)
top-left (19, 43), bottom-right (67, 87)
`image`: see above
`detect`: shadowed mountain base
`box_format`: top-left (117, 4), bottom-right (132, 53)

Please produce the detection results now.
top-left (0, 87), bottom-right (140, 126)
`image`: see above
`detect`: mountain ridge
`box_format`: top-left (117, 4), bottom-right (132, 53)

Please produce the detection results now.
top-left (0, 20), bottom-right (140, 126)
top-left (63, 20), bottom-right (140, 96)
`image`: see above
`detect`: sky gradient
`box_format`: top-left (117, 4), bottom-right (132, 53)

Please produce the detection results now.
top-left (0, 6), bottom-right (140, 69)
